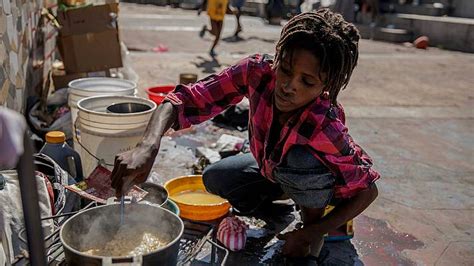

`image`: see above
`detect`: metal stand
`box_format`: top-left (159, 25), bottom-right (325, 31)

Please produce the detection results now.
top-left (16, 133), bottom-right (47, 266)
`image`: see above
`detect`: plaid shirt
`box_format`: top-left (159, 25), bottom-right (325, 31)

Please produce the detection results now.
top-left (166, 54), bottom-right (380, 198)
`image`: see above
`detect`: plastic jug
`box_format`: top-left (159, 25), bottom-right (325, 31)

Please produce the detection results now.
top-left (39, 131), bottom-right (84, 182)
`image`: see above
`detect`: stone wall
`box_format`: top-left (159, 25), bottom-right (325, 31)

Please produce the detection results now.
top-left (0, 0), bottom-right (57, 112)
top-left (398, 13), bottom-right (474, 53)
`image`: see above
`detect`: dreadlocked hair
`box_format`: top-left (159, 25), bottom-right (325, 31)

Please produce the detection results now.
top-left (274, 9), bottom-right (360, 105)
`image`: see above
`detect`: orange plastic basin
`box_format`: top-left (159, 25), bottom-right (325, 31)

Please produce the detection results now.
top-left (164, 175), bottom-right (230, 221)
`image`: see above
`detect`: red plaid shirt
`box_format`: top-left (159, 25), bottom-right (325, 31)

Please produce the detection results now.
top-left (166, 54), bottom-right (380, 198)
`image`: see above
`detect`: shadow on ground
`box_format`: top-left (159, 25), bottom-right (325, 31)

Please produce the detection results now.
top-left (221, 35), bottom-right (276, 44)
top-left (193, 56), bottom-right (222, 74)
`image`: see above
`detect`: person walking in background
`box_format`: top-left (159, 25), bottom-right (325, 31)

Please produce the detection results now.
top-left (354, 0), bottom-right (380, 24)
top-left (297, 0), bottom-right (305, 14)
top-left (198, 0), bottom-right (229, 57)
top-left (230, 0), bottom-right (246, 37)
top-left (265, 0), bottom-right (285, 25)
top-left (366, 0), bottom-right (379, 23)
top-left (333, 0), bottom-right (355, 22)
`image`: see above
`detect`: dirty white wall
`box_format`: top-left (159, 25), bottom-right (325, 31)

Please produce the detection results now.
top-left (0, 0), bottom-right (57, 112)
top-left (452, 0), bottom-right (474, 18)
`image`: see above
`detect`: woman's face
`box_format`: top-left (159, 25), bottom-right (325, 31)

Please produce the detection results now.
top-left (274, 49), bottom-right (326, 113)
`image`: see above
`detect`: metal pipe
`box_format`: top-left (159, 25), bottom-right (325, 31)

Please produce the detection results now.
top-left (44, 228), bottom-right (61, 242)
top-left (41, 201), bottom-right (96, 220)
top-left (41, 211), bottom-right (79, 221)
top-left (16, 133), bottom-right (47, 266)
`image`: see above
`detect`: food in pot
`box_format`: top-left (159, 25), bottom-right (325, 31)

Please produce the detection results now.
top-left (82, 226), bottom-right (167, 256)
top-left (173, 190), bottom-right (226, 205)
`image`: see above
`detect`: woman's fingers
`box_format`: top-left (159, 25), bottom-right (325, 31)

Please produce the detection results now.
top-left (110, 147), bottom-right (157, 197)
top-left (110, 156), bottom-right (121, 182)
top-left (111, 162), bottom-right (128, 195)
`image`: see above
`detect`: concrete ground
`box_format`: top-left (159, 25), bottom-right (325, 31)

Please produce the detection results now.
top-left (118, 3), bottom-right (474, 265)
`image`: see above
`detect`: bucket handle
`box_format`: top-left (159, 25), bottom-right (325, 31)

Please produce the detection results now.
top-left (74, 119), bottom-right (115, 167)
top-left (102, 256), bottom-right (142, 266)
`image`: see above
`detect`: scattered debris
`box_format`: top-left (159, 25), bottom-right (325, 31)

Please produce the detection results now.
top-left (414, 36), bottom-right (429, 49)
top-left (212, 99), bottom-right (249, 131)
top-left (152, 44), bottom-right (169, 53)
top-left (214, 134), bottom-right (245, 158)
top-left (196, 147), bottom-right (221, 164)
top-left (28, 88), bottom-right (72, 140)
top-left (260, 239), bottom-right (284, 263)
top-left (191, 156), bottom-right (210, 175)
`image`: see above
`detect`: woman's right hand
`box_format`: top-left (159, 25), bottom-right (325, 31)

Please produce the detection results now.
top-left (110, 143), bottom-right (159, 197)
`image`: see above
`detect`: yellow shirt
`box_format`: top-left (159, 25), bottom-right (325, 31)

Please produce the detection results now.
top-left (207, 0), bottom-right (228, 21)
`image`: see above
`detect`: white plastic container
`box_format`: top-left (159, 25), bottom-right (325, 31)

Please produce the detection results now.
top-left (76, 95), bottom-right (156, 177)
top-left (68, 77), bottom-right (136, 158)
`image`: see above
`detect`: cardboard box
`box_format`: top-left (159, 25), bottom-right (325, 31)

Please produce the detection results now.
top-left (58, 3), bottom-right (122, 73)
top-left (52, 68), bottom-right (110, 89)
top-left (58, 3), bottom-right (119, 36)
top-left (58, 29), bottom-right (122, 73)
top-left (60, 0), bottom-right (87, 7)
top-left (53, 72), bottom-right (86, 89)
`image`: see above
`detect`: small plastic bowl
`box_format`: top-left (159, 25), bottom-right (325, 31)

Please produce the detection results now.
top-left (146, 85), bottom-right (175, 105)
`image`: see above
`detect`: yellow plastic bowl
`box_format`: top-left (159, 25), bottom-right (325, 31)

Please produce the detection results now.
top-left (164, 175), bottom-right (230, 221)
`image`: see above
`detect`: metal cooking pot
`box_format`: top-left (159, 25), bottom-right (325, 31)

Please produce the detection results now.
top-left (137, 183), bottom-right (182, 217)
top-left (139, 182), bottom-right (168, 207)
top-left (60, 203), bottom-right (184, 266)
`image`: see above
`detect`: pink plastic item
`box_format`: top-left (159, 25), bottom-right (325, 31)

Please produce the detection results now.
top-left (152, 44), bottom-right (169, 53)
top-left (217, 217), bottom-right (248, 251)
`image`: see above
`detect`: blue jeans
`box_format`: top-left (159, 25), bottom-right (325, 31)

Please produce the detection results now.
top-left (203, 146), bottom-right (336, 212)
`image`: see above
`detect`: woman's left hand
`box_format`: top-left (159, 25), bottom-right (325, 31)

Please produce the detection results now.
top-left (111, 144), bottom-right (158, 197)
top-left (278, 229), bottom-right (317, 257)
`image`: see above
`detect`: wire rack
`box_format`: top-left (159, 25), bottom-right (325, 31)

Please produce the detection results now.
top-left (14, 203), bottom-right (228, 266)
top-left (178, 219), bottom-right (228, 265)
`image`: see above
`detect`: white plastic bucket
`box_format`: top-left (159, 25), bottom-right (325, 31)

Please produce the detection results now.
top-left (76, 95), bottom-right (156, 177)
top-left (68, 77), bottom-right (136, 158)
